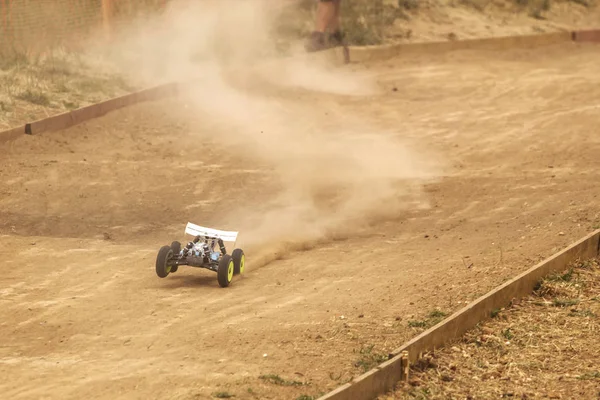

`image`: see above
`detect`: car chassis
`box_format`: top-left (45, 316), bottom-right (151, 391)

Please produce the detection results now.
top-left (155, 222), bottom-right (245, 288)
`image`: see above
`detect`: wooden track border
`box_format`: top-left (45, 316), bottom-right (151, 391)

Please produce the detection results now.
top-left (0, 29), bottom-right (598, 144)
top-left (572, 28), bottom-right (600, 42)
top-left (317, 229), bottom-right (600, 400)
top-left (0, 83), bottom-right (179, 143)
top-left (341, 29), bottom-right (600, 64)
top-left (345, 31), bottom-right (573, 63)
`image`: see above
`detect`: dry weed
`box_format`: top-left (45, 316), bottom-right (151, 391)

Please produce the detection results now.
top-left (0, 48), bottom-right (135, 130)
top-left (383, 257), bottom-right (600, 399)
top-left (273, 0), bottom-right (406, 46)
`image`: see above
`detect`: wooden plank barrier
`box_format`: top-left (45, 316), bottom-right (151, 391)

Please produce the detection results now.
top-left (0, 126), bottom-right (26, 142)
top-left (25, 83), bottom-right (178, 135)
top-left (345, 31), bottom-right (574, 63)
top-left (572, 29), bottom-right (600, 42)
top-left (0, 82), bottom-right (179, 144)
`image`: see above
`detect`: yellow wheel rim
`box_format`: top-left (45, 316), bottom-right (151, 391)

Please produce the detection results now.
top-left (239, 254), bottom-right (245, 274)
top-left (166, 250), bottom-right (173, 273)
top-left (227, 260), bottom-right (234, 282)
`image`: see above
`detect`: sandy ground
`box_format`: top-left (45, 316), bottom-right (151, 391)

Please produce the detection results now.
top-left (1, 41), bottom-right (600, 400)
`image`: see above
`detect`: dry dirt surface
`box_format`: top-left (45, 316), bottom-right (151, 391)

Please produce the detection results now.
top-left (1, 41), bottom-right (600, 400)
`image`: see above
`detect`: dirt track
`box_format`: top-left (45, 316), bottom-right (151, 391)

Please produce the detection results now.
top-left (1, 41), bottom-right (600, 400)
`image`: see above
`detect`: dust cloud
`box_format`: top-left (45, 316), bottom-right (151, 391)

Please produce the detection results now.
top-left (89, 0), bottom-right (444, 267)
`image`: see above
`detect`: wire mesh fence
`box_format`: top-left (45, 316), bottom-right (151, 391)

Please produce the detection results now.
top-left (0, 0), bottom-right (168, 55)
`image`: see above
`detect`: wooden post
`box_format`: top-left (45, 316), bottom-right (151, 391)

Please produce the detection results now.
top-left (101, 0), bottom-right (112, 41)
top-left (400, 351), bottom-right (410, 383)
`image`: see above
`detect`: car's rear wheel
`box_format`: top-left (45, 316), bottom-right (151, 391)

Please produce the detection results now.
top-left (232, 248), bottom-right (245, 275)
top-left (217, 254), bottom-right (234, 288)
top-left (170, 241), bottom-right (181, 273)
top-left (156, 245), bottom-right (174, 278)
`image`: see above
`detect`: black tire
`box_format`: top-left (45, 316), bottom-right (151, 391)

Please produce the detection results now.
top-left (232, 248), bottom-right (245, 275)
top-left (156, 245), bottom-right (174, 278)
top-left (171, 241), bottom-right (181, 254)
top-left (217, 254), bottom-right (234, 288)
top-left (170, 241), bottom-right (181, 273)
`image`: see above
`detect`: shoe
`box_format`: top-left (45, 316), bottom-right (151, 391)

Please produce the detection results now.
top-left (304, 31), bottom-right (328, 52)
top-left (328, 30), bottom-right (345, 47)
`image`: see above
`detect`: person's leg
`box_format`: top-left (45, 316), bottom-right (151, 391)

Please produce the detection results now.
top-left (305, 0), bottom-right (338, 52)
top-left (328, 0), bottom-right (341, 32)
top-left (328, 0), bottom-right (344, 46)
top-left (315, 0), bottom-right (336, 33)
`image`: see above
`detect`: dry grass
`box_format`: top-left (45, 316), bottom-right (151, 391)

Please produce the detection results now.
top-left (382, 257), bottom-right (600, 399)
top-left (274, 0), bottom-right (598, 47)
top-left (0, 48), bottom-right (136, 130)
top-left (273, 0), bottom-right (408, 46)
top-left (454, 0), bottom-right (597, 20)
top-left (512, 0), bottom-right (572, 20)
top-left (339, 1), bottom-right (409, 45)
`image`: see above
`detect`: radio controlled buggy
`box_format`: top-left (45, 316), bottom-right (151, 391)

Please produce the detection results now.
top-left (155, 222), bottom-right (245, 288)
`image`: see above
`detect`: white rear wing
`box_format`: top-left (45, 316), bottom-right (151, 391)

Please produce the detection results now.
top-left (185, 222), bottom-right (239, 243)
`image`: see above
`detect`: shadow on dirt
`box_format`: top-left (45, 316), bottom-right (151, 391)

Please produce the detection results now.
top-left (153, 272), bottom-right (247, 290)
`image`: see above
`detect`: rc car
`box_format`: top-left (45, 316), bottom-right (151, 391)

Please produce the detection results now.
top-left (155, 222), bottom-right (245, 288)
